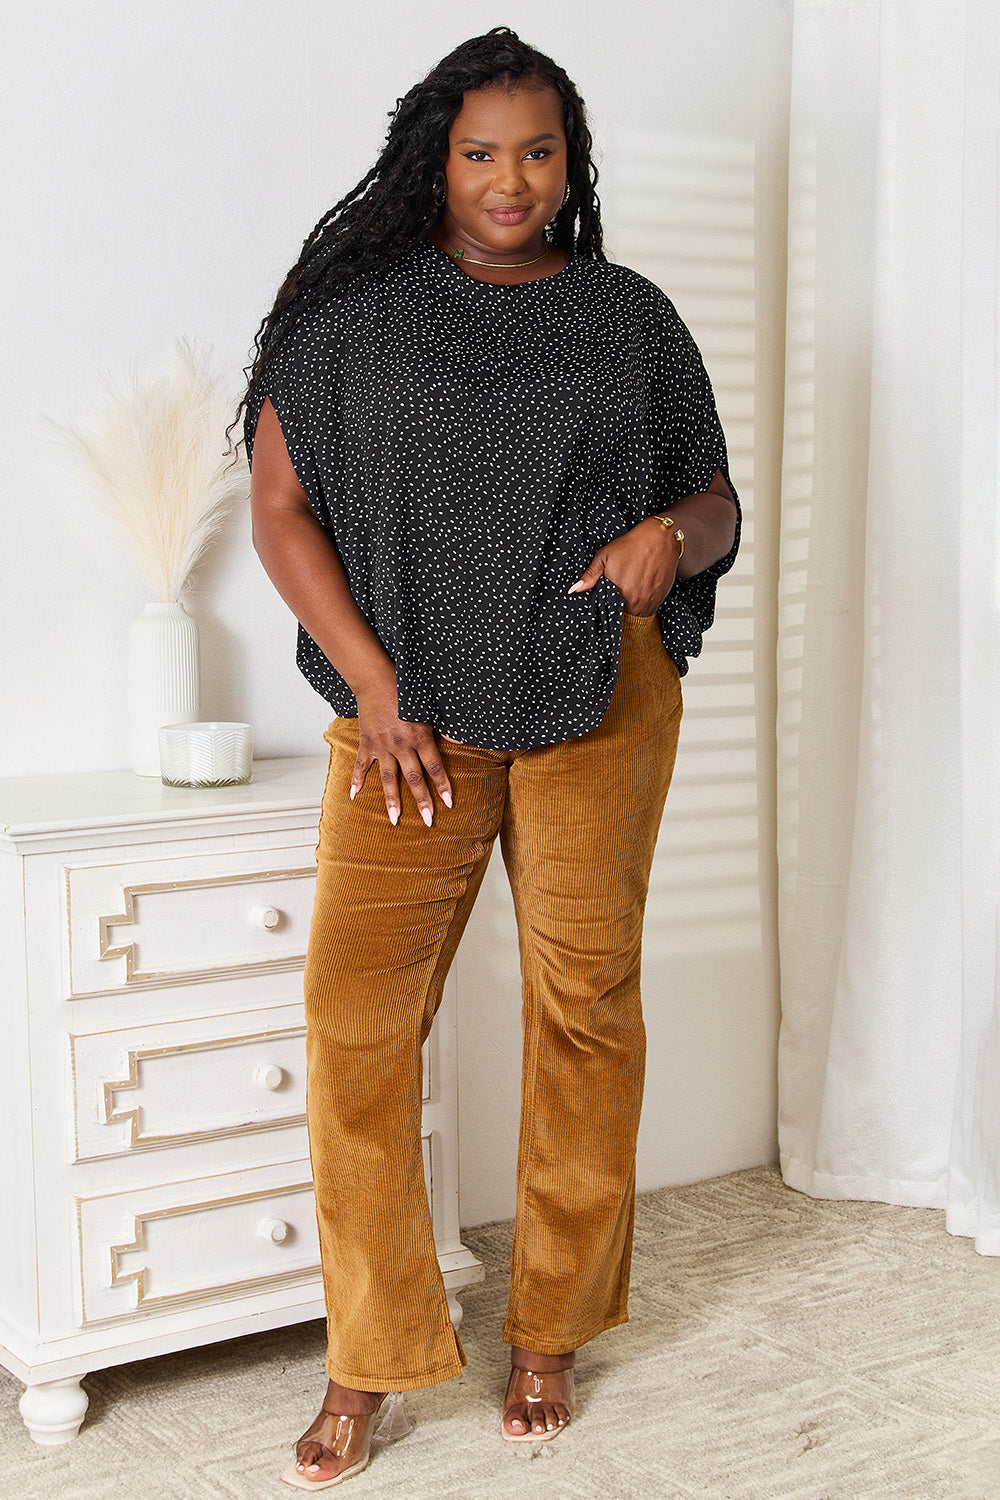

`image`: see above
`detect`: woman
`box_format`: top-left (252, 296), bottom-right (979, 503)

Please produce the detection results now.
top-left (236, 26), bottom-right (739, 1490)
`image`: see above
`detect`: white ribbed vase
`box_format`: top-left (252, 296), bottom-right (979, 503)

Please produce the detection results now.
top-left (127, 601), bottom-right (200, 776)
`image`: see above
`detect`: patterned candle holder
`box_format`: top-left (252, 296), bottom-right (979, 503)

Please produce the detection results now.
top-left (158, 722), bottom-right (253, 788)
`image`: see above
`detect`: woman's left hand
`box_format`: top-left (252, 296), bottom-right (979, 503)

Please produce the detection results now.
top-left (568, 517), bottom-right (680, 616)
top-left (568, 471), bottom-right (739, 614)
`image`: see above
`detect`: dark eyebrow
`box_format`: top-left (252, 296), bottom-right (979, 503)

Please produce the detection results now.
top-left (455, 133), bottom-right (560, 148)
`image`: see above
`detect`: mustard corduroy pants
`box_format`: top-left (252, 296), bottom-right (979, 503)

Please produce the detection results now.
top-left (303, 612), bottom-right (683, 1391)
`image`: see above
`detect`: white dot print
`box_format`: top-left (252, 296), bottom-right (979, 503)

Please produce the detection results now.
top-left (245, 236), bottom-right (741, 752)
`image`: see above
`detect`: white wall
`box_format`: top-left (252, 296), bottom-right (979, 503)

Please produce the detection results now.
top-left (1, 2), bottom-right (790, 1223)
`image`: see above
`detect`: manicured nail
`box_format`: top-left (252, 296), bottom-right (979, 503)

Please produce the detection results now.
top-left (568, 581), bottom-right (583, 593)
top-left (421, 808), bottom-right (433, 827)
top-left (388, 807), bottom-right (399, 826)
top-left (349, 784), bottom-right (357, 801)
top-left (442, 790), bottom-right (453, 808)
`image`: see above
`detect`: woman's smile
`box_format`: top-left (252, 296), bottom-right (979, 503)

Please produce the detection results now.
top-left (433, 82), bottom-right (568, 267)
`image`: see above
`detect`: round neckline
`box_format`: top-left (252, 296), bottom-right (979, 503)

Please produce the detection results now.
top-left (421, 235), bottom-right (578, 289)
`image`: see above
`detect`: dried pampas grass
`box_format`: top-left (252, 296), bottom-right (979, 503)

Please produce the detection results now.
top-left (45, 337), bottom-right (248, 602)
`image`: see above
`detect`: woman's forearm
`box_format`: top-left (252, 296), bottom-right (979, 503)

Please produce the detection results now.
top-left (657, 480), bottom-right (739, 580)
top-left (249, 393), bottom-right (453, 822)
top-left (252, 507), bottom-right (395, 701)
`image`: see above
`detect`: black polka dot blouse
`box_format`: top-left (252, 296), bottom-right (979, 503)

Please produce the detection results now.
top-left (245, 234), bottom-right (740, 752)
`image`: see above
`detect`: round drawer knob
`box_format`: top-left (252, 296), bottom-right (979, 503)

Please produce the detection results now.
top-left (251, 905), bottom-right (281, 930)
top-left (254, 1063), bottom-right (284, 1091)
top-left (258, 1217), bottom-right (290, 1244)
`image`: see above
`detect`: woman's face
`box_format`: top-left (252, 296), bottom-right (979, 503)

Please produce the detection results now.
top-left (440, 83), bottom-right (567, 259)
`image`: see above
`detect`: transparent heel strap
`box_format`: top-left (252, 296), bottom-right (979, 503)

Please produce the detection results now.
top-left (373, 1392), bottom-right (411, 1441)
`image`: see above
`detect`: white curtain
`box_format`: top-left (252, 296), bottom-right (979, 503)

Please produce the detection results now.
top-left (776, 0), bottom-right (1000, 1252)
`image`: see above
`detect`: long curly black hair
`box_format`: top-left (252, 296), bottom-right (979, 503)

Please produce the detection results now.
top-left (225, 26), bottom-right (605, 461)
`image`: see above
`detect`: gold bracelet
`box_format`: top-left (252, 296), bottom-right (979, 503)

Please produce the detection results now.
top-left (653, 514), bottom-right (685, 559)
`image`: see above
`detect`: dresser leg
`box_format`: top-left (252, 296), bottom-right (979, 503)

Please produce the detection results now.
top-left (446, 1291), bottom-right (465, 1330)
top-left (18, 1378), bottom-right (89, 1445)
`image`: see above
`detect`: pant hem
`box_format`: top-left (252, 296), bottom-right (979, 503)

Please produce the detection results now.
top-left (325, 1352), bottom-right (466, 1393)
top-left (501, 1309), bottom-right (629, 1353)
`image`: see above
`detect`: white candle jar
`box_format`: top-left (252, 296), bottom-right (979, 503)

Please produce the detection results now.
top-left (158, 722), bottom-right (253, 788)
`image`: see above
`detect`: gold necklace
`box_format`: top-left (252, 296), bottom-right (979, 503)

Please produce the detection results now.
top-left (449, 245), bottom-right (550, 268)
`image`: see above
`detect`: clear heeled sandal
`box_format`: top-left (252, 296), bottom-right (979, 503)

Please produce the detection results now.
top-left (281, 1391), bottom-right (411, 1491)
top-left (501, 1365), bottom-right (576, 1444)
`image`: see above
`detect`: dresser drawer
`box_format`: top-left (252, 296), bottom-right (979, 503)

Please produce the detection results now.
top-left (68, 1007), bottom-right (432, 1162)
top-left (76, 1143), bottom-right (435, 1325)
top-left (64, 844), bottom-right (317, 997)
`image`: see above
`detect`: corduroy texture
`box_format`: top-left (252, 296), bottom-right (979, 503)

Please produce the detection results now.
top-left (303, 613), bottom-right (683, 1391)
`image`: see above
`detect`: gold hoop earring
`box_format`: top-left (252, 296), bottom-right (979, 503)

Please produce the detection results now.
top-left (432, 173), bottom-right (447, 208)
top-left (562, 181), bottom-right (571, 207)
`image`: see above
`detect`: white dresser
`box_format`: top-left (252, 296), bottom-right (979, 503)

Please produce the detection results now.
top-left (0, 758), bottom-right (482, 1444)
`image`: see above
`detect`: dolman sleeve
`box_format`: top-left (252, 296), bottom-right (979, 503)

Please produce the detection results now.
top-left (645, 288), bottom-right (742, 640)
top-left (242, 319), bottom-right (326, 523)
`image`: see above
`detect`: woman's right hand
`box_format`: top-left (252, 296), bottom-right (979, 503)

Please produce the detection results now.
top-left (352, 676), bottom-right (454, 827)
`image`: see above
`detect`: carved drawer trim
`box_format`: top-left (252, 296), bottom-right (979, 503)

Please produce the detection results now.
top-left (63, 845), bottom-right (318, 997)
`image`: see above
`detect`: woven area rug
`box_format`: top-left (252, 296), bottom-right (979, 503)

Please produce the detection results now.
top-left (2, 1165), bottom-right (997, 1499)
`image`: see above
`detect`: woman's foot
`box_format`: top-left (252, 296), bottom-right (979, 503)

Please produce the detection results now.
top-left (501, 1346), bottom-right (576, 1442)
top-left (282, 1380), bottom-right (387, 1490)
